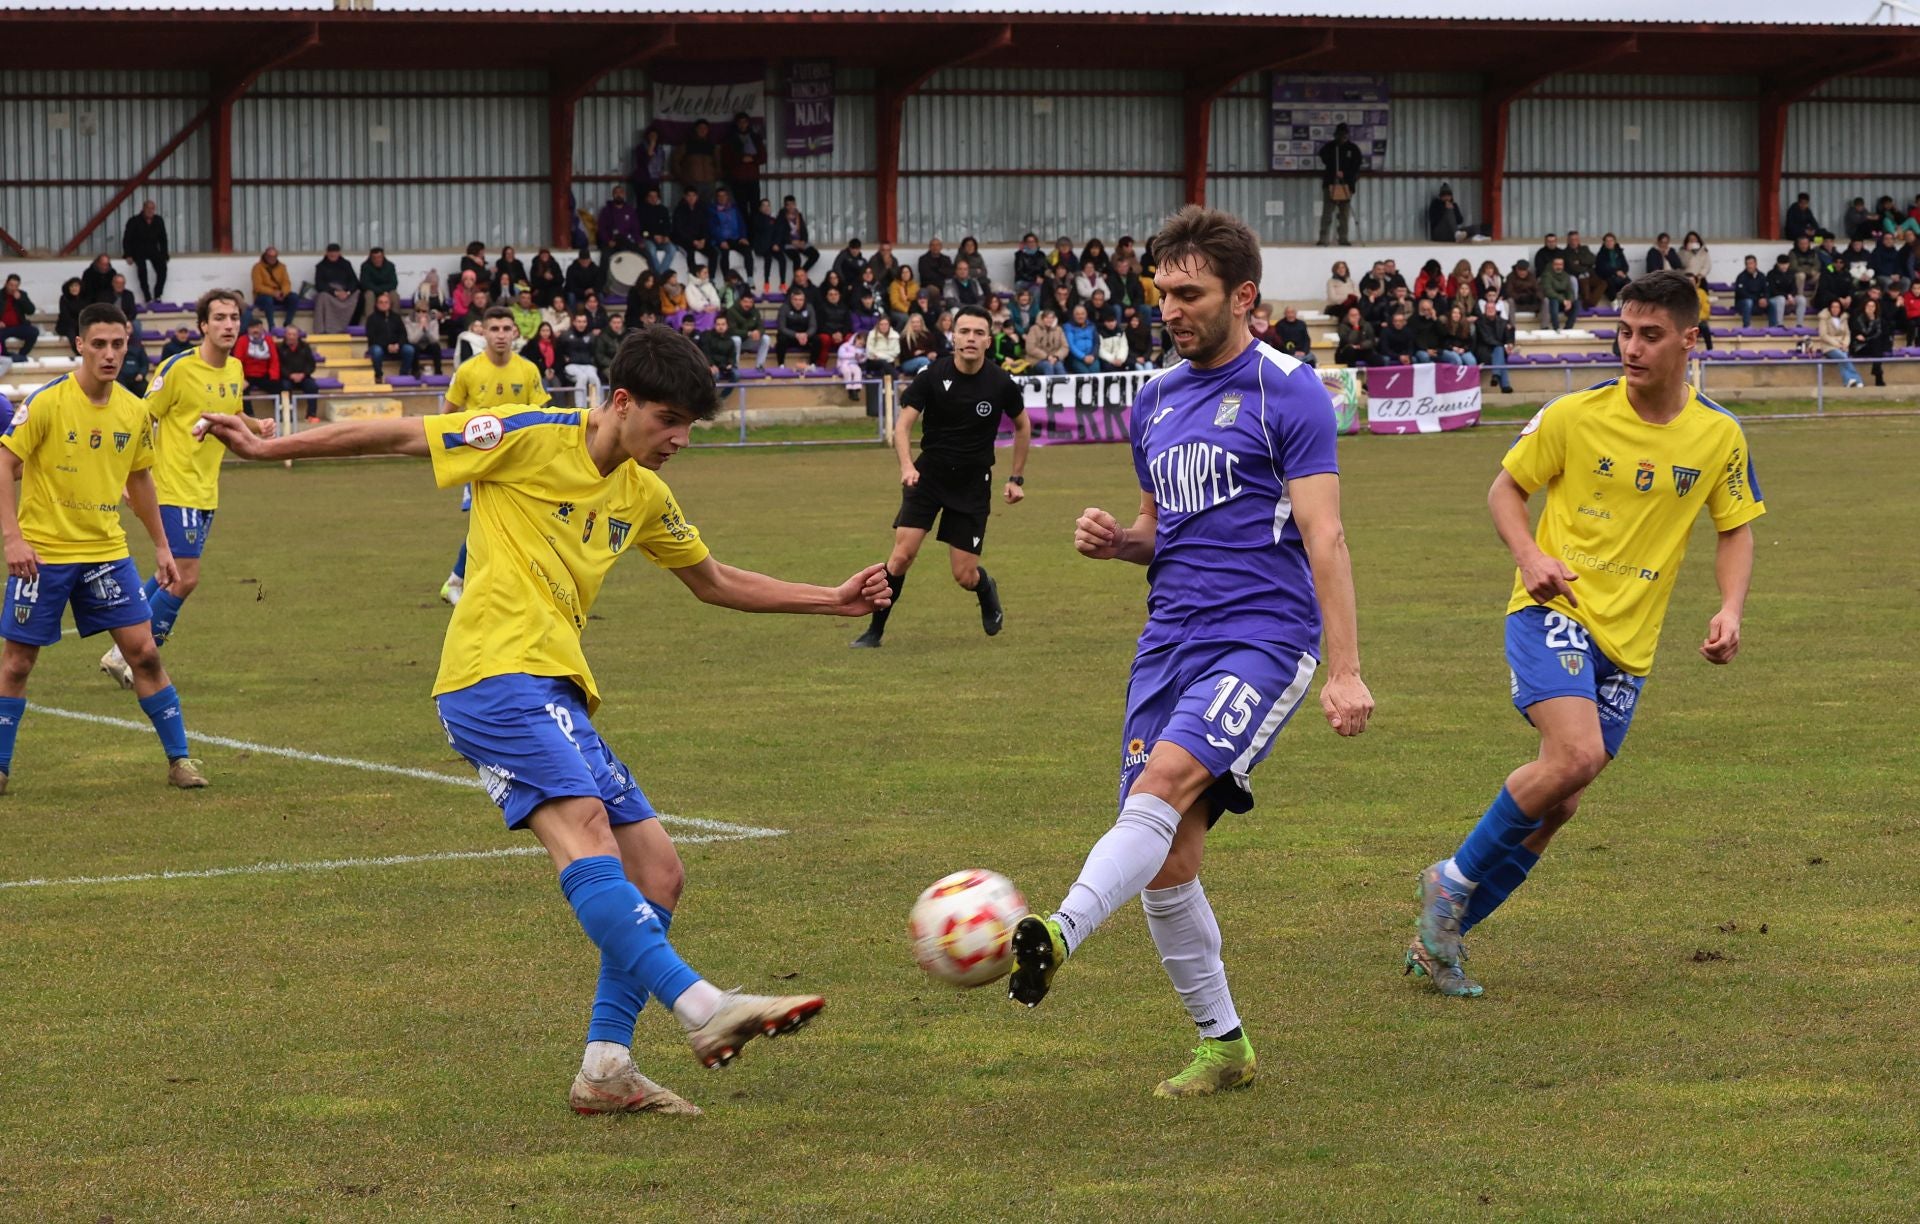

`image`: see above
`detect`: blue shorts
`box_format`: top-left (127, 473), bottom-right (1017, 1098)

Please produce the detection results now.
top-left (1505, 606), bottom-right (1647, 758)
top-left (1, 557), bottom-right (150, 647)
top-left (1121, 639), bottom-right (1318, 823)
top-left (435, 673), bottom-right (656, 831)
top-left (160, 506), bottom-right (215, 559)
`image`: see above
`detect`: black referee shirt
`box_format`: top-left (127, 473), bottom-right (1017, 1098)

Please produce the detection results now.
top-left (901, 356), bottom-right (1026, 471)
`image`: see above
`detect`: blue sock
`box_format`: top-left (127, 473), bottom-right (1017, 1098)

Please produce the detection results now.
top-left (587, 897), bottom-right (672, 1045)
top-left (147, 586), bottom-right (186, 647)
top-left (1460, 846), bottom-right (1541, 934)
top-left (452, 542), bottom-right (467, 579)
top-left (138, 685), bottom-right (190, 761)
top-left (559, 856), bottom-right (699, 1013)
top-left (1451, 787), bottom-right (1542, 884)
top-left (0, 696), bottom-right (25, 774)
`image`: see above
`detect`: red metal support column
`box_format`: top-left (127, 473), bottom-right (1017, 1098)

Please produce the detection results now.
top-left (211, 24), bottom-right (320, 253)
top-left (874, 24), bottom-right (1013, 245)
top-left (1478, 36), bottom-right (1634, 241)
top-left (1179, 32), bottom-right (1335, 209)
top-left (1756, 40), bottom-right (1920, 240)
top-left (548, 27), bottom-right (678, 250)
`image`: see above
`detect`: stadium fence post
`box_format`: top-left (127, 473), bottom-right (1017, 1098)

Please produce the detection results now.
top-left (736, 383), bottom-right (748, 444)
top-left (881, 375), bottom-right (896, 443)
top-left (276, 390), bottom-right (295, 468)
top-left (1814, 360), bottom-right (1825, 415)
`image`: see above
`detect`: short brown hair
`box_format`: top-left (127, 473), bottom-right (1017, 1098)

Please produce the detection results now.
top-left (1150, 205), bottom-right (1261, 295)
top-left (196, 289), bottom-right (244, 326)
top-left (77, 303), bottom-right (129, 333)
top-left (481, 305), bottom-right (516, 324)
top-left (1617, 270), bottom-right (1699, 333)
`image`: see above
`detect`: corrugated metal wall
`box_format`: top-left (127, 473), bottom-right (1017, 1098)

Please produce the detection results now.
top-left (573, 64), bottom-right (877, 242)
top-left (1811, 76), bottom-right (1920, 100)
top-left (1538, 74), bottom-right (1757, 96)
top-left (1207, 70), bottom-right (1482, 242)
top-left (0, 70), bottom-right (211, 255)
top-left (1780, 81), bottom-right (1920, 236)
top-left (232, 70), bottom-right (548, 252)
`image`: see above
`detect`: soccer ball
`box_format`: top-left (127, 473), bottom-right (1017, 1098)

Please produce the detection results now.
top-left (909, 869), bottom-right (1028, 988)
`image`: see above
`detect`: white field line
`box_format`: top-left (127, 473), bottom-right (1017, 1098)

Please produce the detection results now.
top-left (3, 706), bottom-right (786, 892)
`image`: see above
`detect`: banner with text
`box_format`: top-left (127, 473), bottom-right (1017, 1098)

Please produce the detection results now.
top-left (1363, 364), bottom-right (1482, 434)
top-left (992, 368), bottom-right (1357, 446)
top-left (783, 60), bottom-right (836, 156)
top-left (1270, 75), bottom-right (1390, 173)
top-left (650, 61), bottom-right (766, 144)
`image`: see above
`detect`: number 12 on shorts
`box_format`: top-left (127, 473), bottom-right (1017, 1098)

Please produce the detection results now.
top-left (1205, 675), bottom-right (1264, 737)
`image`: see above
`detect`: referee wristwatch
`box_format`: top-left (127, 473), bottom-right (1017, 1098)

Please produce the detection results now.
top-left (1007, 475), bottom-right (1025, 486)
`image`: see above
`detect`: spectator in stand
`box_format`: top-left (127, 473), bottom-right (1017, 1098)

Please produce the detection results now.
top-left (673, 119), bottom-right (721, 202)
top-left (1355, 280), bottom-right (1389, 328)
top-left (459, 241), bottom-right (490, 285)
top-left (1045, 279), bottom-right (1076, 327)
top-left (788, 266), bottom-right (824, 312)
top-left (775, 289), bottom-right (815, 364)
top-left (1248, 303), bottom-right (1275, 348)
top-left (1812, 248), bottom-right (1855, 315)
top-left (54, 278), bottom-right (85, 353)
top-left (1025, 308), bottom-right (1067, 376)
top-left (237, 316), bottom-right (281, 400)
top-left (1378, 259), bottom-right (1408, 294)
top-left (563, 249), bottom-right (604, 307)
top-left (1472, 291), bottom-right (1516, 392)
top-left (413, 267), bottom-right (444, 312)
top-left (1644, 232), bottom-right (1683, 276)
top-left (1765, 253), bottom-right (1800, 328)
top-left (946, 259), bottom-right (992, 309)
top-left (989, 315), bottom-right (1029, 374)
top-left (1085, 287), bottom-right (1118, 328)
top-left (1044, 235), bottom-right (1074, 274)
top-left (592, 311), bottom-right (626, 383)
top-left (815, 285), bottom-right (854, 365)
top-left (0, 275), bottom-right (39, 359)
top-left (492, 246), bottom-right (527, 301)
top-left (1411, 298), bottom-right (1451, 364)
top-left (1733, 255), bottom-right (1770, 328)
top-left (1072, 258), bottom-right (1106, 305)
top-left (1896, 278), bottom-right (1920, 345)
top-left (1077, 238), bottom-right (1109, 278)
top-left (653, 271), bottom-right (686, 327)
top-left (1532, 233), bottom-right (1563, 279)
top-left (1063, 303), bottom-right (1098, 374)
top-left (851, 275), bottom-right (881, 332)
top-left (918, 238), bottom-right (954, 291)
top-left (1007, 286), bottom-right (1039, 334)
top-left (706, 187), bottom-right (750, 280)
top-left (721, 112), bottom-right (764, 203)
top-left (897, 313), bottom-right (937, 375)
top-left (1316, 122), bottom-right (1362, 247)
top-left (1785, 234), bottom-right (1821, 308)
top-left (1412, 258), bottom-right (1447, 302)
top-left (1335, 306), bottom-right (1383, 368)
top-left (543, 289), bottom-right (575, 337)
top-left (746, 197), bottom-right (780, 289)
top-left (830, 237), bottom-right (867, 289)
top-left (633, 189), bottom-right (675, 278)
top-left (117, 326), bottom-right (150, 396)
top-left (1011, 233), bottom-right (1048, 291)
top-left (1378, 308), bottom-right (1420, 365)
top-left (1678, 232), bottom-right (1711, 281)
top-left (404, 301), bottom-right (445, 378)
top-left (364, 291), bottom-right (414, 382)
top-left (1441, 304), bottom-right (1478, 367)
top-left (1564, 230), bottom-right (1596, 301)
top-left (1324, 260), bottom-right (1357, 318)
top-left (79, 253), bottom-right (118, 304)
top-left (1504, 260), bottom-right (1540, 314)
top-left (1842, 197), bottom-right (1873, 241)
top-left (773, 195), bottom-right (820, 278)
top-left (106, 273), bottom-right (139, 326)
top-left (1105, 255), bottom-right (1144, 311)
top-left (684, 262), bottom-right (723, 327)
top-left (632, 126), bottom-right (671, 201)
top-left (863, 314), bottom-right (901, 384)
top-left (1817, 300), bottom-right (1862, 387)
top-left (511, 287), bottom-right (541, 340)
top-left (1271, 307), bottom-right (1314, 366)
top-left (557, 311), bottom-right (601, 406)
top-left (122, 199), bottom-right (169, 302)
top-left (724, 290), bottom-right (771, 368)
top-left (1852, 298), bottom-right (1891, 387)
top-left (596, 186), bottom-right (639, 259)
top-left (1539, 256), bottom-right (1579, 331)
top-left (1472, 259), bottom-right (1503, 305)
top-left (312, 244), bottom-right (359, 333)
top-left (577, 289), bottom-right (609, 333)
top-left (360, 246), bottom-right (399, 319)
top-left (869, 241), bottom-right (900, 291)
top-left (1692, 276), bottom-right (1715, 351)
top-left (698, 313), bottom-right (738, 384)
top-left (830, 328), bottom-right (866, 401)
top-left (1094, 312), bottom-right (1128, 372)
top-left (1122, 311), bottom-right (1156, 370)
top-left (158, 323), bottom-right (195, 361)
top-left (1447, 259), bottom-right (1477, 315)
top-left (248, 248), bottom-right (296, 330)
top-left (520, 321), bottom-right (560, 382)
top-left (1784, 192), bottom-right (1818, 241)
top-left (670, 188), bottom-right (712, 281)
top-left (1868, 231), bottom-right (1905, 285)
top-left (1428, 183), bottom-right (1468, 243)
top-left (886, 265), bottom-right (917, 326)
top-left (277, 325), bottom-right (318, 420)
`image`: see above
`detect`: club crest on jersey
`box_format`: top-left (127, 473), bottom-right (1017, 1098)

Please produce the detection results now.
top-left (1672, 465), bottom-right (1701, 496)
top-left (113, 431), bottom-right (130, 452)
top-left (606, 517), bottom-right (631, 552)
top-left (88, 429), bottom-right (102, 449)
top-left (1634, 460), bottom-right (1655, 492)
top-left (581, 509), bottom-right (597, 543)
top-left (511, 383), bottom-right (525, 396)
top-left (1213, 393), bottom-right (1243, 427)
top-left (1559, 651), bottom-right (1586, 676)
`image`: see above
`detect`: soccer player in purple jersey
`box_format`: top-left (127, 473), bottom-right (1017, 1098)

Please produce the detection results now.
top-left (1007, 207), bottom-right (1374, 1097)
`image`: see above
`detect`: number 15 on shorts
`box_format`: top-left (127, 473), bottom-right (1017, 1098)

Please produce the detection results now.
top-left (1203, 675), bottom-right (1264, 748)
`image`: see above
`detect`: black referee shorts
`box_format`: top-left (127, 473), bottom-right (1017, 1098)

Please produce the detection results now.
top-left (894, 463), bottom-right (994, 555)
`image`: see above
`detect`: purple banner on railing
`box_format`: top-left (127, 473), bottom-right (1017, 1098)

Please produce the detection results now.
top-left (1364, 364), bottom-right (1482, 434)
top-left (784, 60), bottom-right (835, 157)
top-left (991, 367), bottom-right (1356, 446)
top-left (650, 60), bottom-right (766, 144)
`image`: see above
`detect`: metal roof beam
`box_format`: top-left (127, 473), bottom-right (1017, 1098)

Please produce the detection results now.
top-left (1181, 30), bottom-right (1337, 208)
top-left (874, 23), bottom-right (1016, 243)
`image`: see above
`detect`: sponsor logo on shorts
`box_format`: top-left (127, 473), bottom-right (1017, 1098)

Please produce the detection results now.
top-left (1672, 465), bottom-right (1701, 496)
top-left (1123, 737), bottom-right (1150, 770)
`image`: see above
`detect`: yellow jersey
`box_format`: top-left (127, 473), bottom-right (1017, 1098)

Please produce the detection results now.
top-left (0, 374), bottom-right (157, 564)
top-left (425, 407), bottom-right (709, 712)
top-left (1503, 379), bottom-right (1765, 675)
top-left (146, 348), bottom-right (245, 509)
top-left (446, 352), bottom-right (551, 412)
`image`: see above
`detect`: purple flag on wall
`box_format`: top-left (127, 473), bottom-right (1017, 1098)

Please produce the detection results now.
top-left (650, 60), bottom-right (765, 144)
top-left (784, 60), bottom-right (835, 157)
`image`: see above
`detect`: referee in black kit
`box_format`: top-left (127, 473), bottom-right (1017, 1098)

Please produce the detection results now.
top-left (851, 305), bottom-right (1031, 648)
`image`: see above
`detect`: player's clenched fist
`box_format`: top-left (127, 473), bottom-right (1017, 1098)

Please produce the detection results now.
top-left (1320, 673), bottom-right (1374, 737)
top-left (1075, 507), bottom-right (1122, 559)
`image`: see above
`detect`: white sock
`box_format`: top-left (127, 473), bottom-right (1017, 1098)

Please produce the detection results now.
top-left (671, 979), bottom-right (724, 1030)
top-left (1052, 793), bottom-right (1182, 955)
top-left (581, 1040), bottom-right (630, 1078)
top-left (446, 572), bottom-right (463, 585)
top-left (1142, 878), bottom-right (1241, 1039)
top-left (1442, 858), bottom-right (1475, 889)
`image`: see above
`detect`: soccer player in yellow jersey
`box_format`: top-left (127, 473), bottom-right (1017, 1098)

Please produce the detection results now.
top-left (437, 305), bottom-right (551, 606)
top-left (0, 304), bottom-right (208, 794)
top-left (100, 289), bottom-right (272, 688)
top-left (1408, 270), bottom-right (1765, 997)
top-left (200, 325), bottom-right (891, 1115)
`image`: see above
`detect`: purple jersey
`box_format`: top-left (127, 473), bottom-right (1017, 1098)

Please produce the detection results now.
top-left (1130, 340), bottom-right (1339, 654)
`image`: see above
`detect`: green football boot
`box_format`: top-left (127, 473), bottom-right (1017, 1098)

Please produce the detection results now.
top-left (1153, 1033), bottom-right (1257, 1098)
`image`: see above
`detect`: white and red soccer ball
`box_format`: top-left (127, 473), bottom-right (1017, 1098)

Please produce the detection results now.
top-left (909, 869), bottom-right (1028, 988)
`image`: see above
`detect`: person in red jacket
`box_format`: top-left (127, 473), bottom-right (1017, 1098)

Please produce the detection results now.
top-left (236, 317), bottom-right (281, 412)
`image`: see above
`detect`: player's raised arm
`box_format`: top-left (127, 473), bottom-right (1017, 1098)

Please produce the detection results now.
top-left (1289, 472), bottom-right (1372, 736)
top-left (1489, 469), bottom-right (1578, 607)
top-left (671, 556), bottom-right (893, 616)
top-left (197, 413), bottom-right (429, 460)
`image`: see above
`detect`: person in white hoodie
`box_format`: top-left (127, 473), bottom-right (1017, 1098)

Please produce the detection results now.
top-left (684, 263), bottom-right (724, 325)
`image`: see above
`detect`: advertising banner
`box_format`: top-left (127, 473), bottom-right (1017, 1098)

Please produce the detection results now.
top-left (1363, 364), bottom-right (1482, 434)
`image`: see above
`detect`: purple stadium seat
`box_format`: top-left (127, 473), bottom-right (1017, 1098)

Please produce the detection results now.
top-left (1731, 350), bottom-right (1760, 360)
top-left (1765, 327), bottom-right (1792, 337)
top-left (293, 298), bottom-right (315, 310)
top-left (1708, 281), bottom-right (1731, 293)
top-left (385, 375), bottom-right (421, 387)
top-left (421, 374), bottom-right (452, 386)
top-left (1758, 350), bottom-right (1792, 360)
top-left (1591, 328), bottom-right (1617, 339)
top-left (605, 294), bottom-right (627, 307)
top-left (735, 367), bottom-right (767, 380)
top-left (766, 366), bottom-right (797, 379)
top-left (1589, 306), bottom-right (1620, 317)
top-left (311, 352), bottom-right (327, 364)
top-left (312, 376), bottom-right (344, 390)
top-left (346, 326), bottom-right (366, 338)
